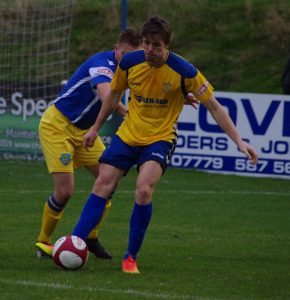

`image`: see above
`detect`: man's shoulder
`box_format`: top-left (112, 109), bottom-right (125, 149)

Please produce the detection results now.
top-left (119, 50), bottom-right (145, 70)
top-left (87, 50), bottom-right (116, 66)
top-left (81, 51), bottom-right (117, 76)
top-left (166, 52), bottom-right (198, 78)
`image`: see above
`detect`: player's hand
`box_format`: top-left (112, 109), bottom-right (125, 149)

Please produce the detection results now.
top-left (237, 141), bottom-right (258, 165)
top-left (185, 93), bottom-right (199, 109)
top-left (83, 128), bottom-right (98, 149)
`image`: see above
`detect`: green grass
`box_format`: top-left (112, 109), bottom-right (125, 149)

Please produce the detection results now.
top-left (0, 160), bottom-right (290, 299)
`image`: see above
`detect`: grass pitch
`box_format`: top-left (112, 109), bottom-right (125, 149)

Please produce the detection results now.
top-left (0, 160), bottom-right (289, 299)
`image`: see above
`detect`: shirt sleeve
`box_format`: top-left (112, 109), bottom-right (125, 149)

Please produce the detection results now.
top-left (89, 66), bottom-right (114, 87)
top-left (110, 65), bottom-right (128, 92)
top-left (185, 70), bottom-right (214, 103)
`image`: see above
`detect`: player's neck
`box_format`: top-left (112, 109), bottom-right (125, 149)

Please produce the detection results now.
top-left (149, 50), bottom-right (169, 68)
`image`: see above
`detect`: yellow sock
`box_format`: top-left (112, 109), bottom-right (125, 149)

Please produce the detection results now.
top-left (87, 200), bottom-right (112, 240)
top-left (37, 196), bottom-right (64, 244)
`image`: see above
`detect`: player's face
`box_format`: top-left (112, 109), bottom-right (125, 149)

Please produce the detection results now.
top-left (143, 34), bottom-right (169, 66)
top-left (115, 43), bottom-right (139, 62)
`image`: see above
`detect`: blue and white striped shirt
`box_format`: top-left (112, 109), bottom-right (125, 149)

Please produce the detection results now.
top-left (54, 50), bottom-right (117, 129)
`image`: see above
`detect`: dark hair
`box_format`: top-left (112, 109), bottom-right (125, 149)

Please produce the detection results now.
top-left (141, 16), bottom-right (172, 45)
top-left (118, 29), bottom-right (142, 47)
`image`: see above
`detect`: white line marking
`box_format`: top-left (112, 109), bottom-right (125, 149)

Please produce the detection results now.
top-left (0, 189), bottom-right (289, 196)
top-left (0, 279), bottom-right (208, 300)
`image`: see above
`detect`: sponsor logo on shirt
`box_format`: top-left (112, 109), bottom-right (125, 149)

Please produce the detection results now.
top-left (196, 81), bottom-right (209, 96)
top-left (135, 95), bottom-right (168, 105)
top-left (107, 59), bottom-right (115, 66)
top-left (89, 67), bottom-right (114, 79)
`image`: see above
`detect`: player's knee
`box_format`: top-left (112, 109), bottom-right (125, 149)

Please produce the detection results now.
top-left (95, 173), bottom-right (111, 187)
top-left (55, 188), bottom-right (73, 204)
top-left (93, 174), bottom-right (115, 196)
top-left (135, 183), bottom-right (153, 203)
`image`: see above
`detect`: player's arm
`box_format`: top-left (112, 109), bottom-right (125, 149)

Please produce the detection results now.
top-left (97, 82), bottom-right (111, 102)
top-left (83, 88), bottom-right (123, 148)
top-left (97, 82), bottom-right (127, 116)
top-left (84, 64), bottom-right (128, 148)
top-left (185, 93), bottom-right (199, 109)
top-left (94, 88), bottom-right (123, 131)
top-left (202, 96), bottom-right (258, 165)
top-left (115, 102), bottom-right (128, 116)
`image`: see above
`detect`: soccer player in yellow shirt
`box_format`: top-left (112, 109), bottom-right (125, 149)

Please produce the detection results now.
top-left (71, 16), bottom-right (258, 273)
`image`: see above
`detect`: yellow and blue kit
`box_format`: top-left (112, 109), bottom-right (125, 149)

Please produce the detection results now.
top-left (111, 49), bottom-right (214, 146)
top-left (73, 50), bottom-right (214, 255)
top-left (40, 50), bottom-right (117, 173)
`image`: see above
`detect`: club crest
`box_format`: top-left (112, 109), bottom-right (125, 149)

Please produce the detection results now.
top-left (163, 82), bottom-right (172, 93)
top-left (59, 153), bottom-right (71, 165)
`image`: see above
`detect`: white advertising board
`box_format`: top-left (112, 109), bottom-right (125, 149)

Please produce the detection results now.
top-left (171, 91), bottom-right (290, 179)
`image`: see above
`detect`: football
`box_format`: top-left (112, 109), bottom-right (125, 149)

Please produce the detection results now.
top-left (52, 235), bottom-right (89, 270)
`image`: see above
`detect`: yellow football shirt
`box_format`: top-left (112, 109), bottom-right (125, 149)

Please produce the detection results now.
top-left (110, 50), bottom-right (214, 146)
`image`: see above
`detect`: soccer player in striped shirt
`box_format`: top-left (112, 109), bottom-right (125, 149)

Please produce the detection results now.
top-left (35, 29), bottom-right (142, 259)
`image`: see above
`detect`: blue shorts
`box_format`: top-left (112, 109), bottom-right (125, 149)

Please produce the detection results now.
top-left (99, 135), bottom-right (176, 173)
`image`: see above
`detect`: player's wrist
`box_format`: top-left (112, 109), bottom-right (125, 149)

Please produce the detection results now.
top-left (89, 125), bottom-right (99, 136)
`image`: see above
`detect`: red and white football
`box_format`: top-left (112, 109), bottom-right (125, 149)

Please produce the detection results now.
top-left (52, 235), bottom-right (89, 270)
